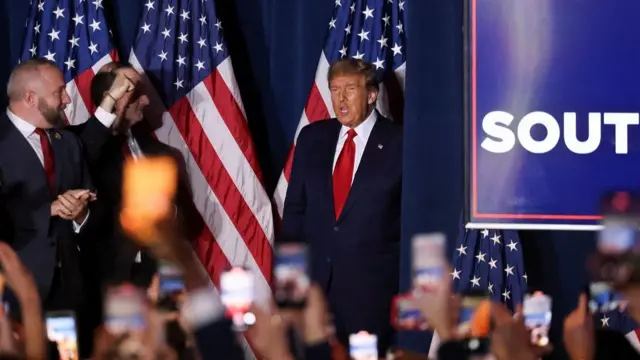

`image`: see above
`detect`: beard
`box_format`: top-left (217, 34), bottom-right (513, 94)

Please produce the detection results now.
top-left (37, 98), bottom-right (66, 128)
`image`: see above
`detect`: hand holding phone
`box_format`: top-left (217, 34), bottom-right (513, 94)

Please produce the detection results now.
top-left (411, 233), bottom-right (446, 293)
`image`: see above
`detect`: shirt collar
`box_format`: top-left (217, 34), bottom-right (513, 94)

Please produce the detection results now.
top-left (6, 109), bottom-right (36, 138)
top-left (339, 110), bottom-right (377, 143)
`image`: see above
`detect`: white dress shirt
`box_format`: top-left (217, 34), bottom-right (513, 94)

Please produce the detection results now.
top-left (6, 107), bottom-right (116, 233)
top-left (332, 110), bottom-right (377, 183)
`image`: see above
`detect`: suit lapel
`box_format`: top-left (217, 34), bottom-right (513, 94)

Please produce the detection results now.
top-left (48, 129), bottom-right (65, 195)
top-left (337, 118), bottom-right (390, 222)
top-left (323, 121), bottom-right (342, 219)
top-left (0, 117), bottom-right (52, 193)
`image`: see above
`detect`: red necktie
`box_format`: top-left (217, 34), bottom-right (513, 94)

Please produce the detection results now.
top-left (34, 128), bottom-right (55, 194)
top-left (333, 129), bottom-right (357, 220)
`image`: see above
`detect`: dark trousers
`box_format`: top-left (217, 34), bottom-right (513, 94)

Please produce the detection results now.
top-left (45, 267), bottom-right (93, 359)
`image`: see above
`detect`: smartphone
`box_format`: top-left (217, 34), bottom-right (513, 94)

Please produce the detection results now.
top-left (274, 243), bottom-right (310, 308)
top-left (523, 291), bottom-right (552, 347)
top-left (349, 331), bottom-right (378, 360)
top-left (391, 294), bottom-right (429, 331)
top-left (589, 282), bottom-right (626, 313)
top-left (157, 260), bottom-right (185, 312)
top-left (46, 311), bottom-right (79, 360)
top-left (104, 284), bottom-right (146, 335)
top-left (411, 233), bottom-right (446, 293)
top-left (457, 291), bottom-right (490, 338)
top-left (220, 267), bottom-right (255, 330)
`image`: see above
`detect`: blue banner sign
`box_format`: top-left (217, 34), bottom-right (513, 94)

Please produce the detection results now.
top-left (466, 0), bottom-right (640, 230)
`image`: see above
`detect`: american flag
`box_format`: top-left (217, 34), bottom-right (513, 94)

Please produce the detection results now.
top-left (128, 1), bottom-right (274, 357)
top-left (129, 0), bottom-right (274, 301)
top-left (273, 0), bottom-right (407, 216)
top-left (20, 0), bottom-right (118, 124)
top-left (428, 227), bottom-right (527, 357)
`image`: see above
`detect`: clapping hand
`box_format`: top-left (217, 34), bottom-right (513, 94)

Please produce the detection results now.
top-left (51, 189), bottom-right (96, 222)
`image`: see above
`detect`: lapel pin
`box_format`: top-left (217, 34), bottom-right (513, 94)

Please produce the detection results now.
top-left (54, 133), bottom-right (61, 140)
top-left (377, 144), bottom-right (383, 149)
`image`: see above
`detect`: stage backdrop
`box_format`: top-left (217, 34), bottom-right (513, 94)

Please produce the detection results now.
top-left (467, 0), bottom-right (640, 231)
top-left (0, 0), bottom-right (600, 358)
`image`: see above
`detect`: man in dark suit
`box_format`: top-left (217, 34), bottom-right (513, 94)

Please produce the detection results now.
top-left (281, 58), bottom-right (402, 354)
top-left (0, 58), bottom-right (95, 311)
top-left (81, 63), bottom-right (198, 288)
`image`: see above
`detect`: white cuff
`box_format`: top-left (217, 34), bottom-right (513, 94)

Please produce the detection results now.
top-left (94, 107), bottom-right (117, 128)
top-left (72, 210), bottom-right (90, 233)
top-left (181, 287), bottom-right (225, 330)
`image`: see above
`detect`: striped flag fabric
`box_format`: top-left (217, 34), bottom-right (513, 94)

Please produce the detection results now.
top-left (428, 227), bottom-right (527, 358)
top-left (129, 0), bottom-right (274, 287)
top-left (273, 0), bottom-right (407, 216)
top-left (128, 1), bottom-right (274, 356)
top-left (20, 0), bottom-right (118, 124)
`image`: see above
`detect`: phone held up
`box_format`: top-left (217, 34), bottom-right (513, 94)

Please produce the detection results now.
top-left (591, 191), bottom-right (640, 286)
top-left (523, 291), bottom-right (552, 347)
top-left (157, 260), bottom-right (185, 312)
top-left (46, 310), bottom-right (79, 360)
top-left (104, 284), bottom-right (147, 336)
top-left (274, 243), bottom-right (310, 309)
top-left (411, 233), bottom-right (446, 294)
top-left (349, 331), bottom-right (378, 360)
top-left (220, 267), bottom-right (256, 331)
top-left (391, 294), bottom-right (429, 331)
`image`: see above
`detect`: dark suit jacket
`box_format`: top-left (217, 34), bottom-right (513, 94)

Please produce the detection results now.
top-left (0, 113), bottom-right (96, 304)
top-left (281, 115), bottom-right (402, 352)
top-left (74, 124), bottom-right (198, 287)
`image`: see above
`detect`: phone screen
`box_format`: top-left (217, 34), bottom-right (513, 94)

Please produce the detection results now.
top-left (391, 294), bottom-right (429, 331)
top-left (589, 282), bottom-right (626, 312)
top-left (349, 331), bottom-right (378, 360)
top-left (46, 312), bottom-right (78, 360)
top-left (159, 261), bottom-right (184, 294)
top-left (523, 292), bottom-right (552, 347)
top-left (104, 284), bottom-right (146, 335)
top-left (458, 292), bottom-right (490, 339)
top-left (412, 233), bottom-right (445, 292)
top-left (274, 243), bottom-right (310, 308)
top-left (599, 217), bottom-right (639, 254)
top-left (220, 267), bottom-right (255, 330)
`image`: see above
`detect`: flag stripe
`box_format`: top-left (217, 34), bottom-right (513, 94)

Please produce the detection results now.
top-left (130, 51), bottom-right (265, 360)
top-left (202, 61), bottom-right (264, 182)
top-left (168, 86), bottom-right (272, 283)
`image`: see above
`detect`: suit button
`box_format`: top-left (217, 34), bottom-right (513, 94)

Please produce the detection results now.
top-left (333, 226), bottom-right (339, 232)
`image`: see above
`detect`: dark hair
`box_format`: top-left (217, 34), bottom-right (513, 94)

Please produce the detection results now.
top-left (90, 71), bottom-right (117, 107)
top-left (327, 58), bottom-right (379, 91)
top-left (90, 63), bottom-right (135, 106)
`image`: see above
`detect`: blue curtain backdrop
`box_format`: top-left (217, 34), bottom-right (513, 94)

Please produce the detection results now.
top-left (0, 0), bottom-right (596, 358)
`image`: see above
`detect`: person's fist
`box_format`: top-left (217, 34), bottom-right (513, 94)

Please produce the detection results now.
top-left (107, 73), bottom-right (134, 101)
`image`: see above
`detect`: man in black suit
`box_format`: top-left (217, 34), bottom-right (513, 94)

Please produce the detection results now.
top-left (0, 58), bottom-right (94, 311)
top-left (281, 59), bottom-right (402, 354)
top-left (82, 63), bottom-right (197, 289)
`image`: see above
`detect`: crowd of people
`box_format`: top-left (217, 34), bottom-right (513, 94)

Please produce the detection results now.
top-left (0, 56), bottom-right (638, 360)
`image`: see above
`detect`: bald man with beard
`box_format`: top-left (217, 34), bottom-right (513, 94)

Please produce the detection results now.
top-left (0, 58), bottom-right (94, 312)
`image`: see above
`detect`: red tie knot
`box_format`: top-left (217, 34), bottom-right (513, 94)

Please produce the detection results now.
top-left (34, 128), bottom-right (47, 137)
top-left (347, 129), bottom-right (358, 141)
